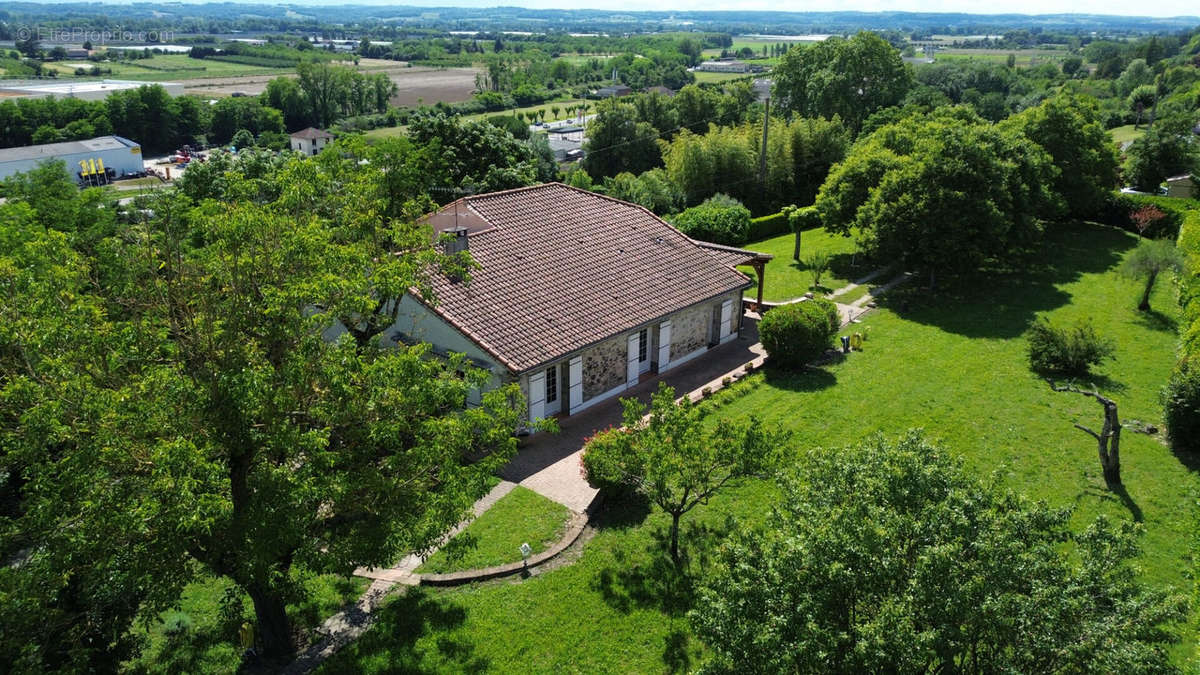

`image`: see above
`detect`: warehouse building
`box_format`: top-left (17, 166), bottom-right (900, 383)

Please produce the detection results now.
top-left (0, 136), bottom-right (143, 183)
top-left (0, 79), bottom-right (184, 101)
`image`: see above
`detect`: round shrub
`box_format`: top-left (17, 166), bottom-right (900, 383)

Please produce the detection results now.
top-left (670, 194), bottom-right (752, 245)
top-left (1026, 317), bottom-right (1115, 376)
top-left (759, 298), bottom-right (840, 369)
top-left (1164, 358), bottom-right (1200, 454)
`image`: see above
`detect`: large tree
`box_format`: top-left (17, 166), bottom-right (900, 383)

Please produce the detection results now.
top-left (582, 98), bottom-right (663, 180)
top-left (1003, 95), bottom-right (1119, 219)
top-left (815, 107), bottom-right (1059, 286)
top-left (773, 32), bottom-right (913, 132)
top-left (0, 159), bottom-right (524, 666)
top-left (409, 113), bottom-right (552, 198)
top-left (692, 431), bottom-right (1188, 674)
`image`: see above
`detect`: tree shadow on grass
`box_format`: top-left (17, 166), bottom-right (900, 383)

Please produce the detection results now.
top-left (762, 364), bottom-right (838, 392)
top-left (1132, 308), bottom-right (1178, 332)
top-left (876, 222), bottom-right (1130, 340)
top-left (827, 251), bottom-right (870, 281)
top-left (593, 517), bottom-right (735, 617)
top-left (321, 588), bottom-right (484, 674)
top-left (1076, 482), bottom-right (1145, 523)
top-left (592, 490), bottom-right (653, 531)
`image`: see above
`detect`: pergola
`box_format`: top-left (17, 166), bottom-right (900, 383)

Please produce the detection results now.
top-left (693, 241), bottom-right (774, 309)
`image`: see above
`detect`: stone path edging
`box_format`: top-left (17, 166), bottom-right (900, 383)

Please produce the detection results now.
top-left (417, 510), bottom-right (589, 586)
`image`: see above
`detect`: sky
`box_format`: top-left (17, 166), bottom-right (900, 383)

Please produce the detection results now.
top-left (69, 0), bottom-right (1200, 18)
top-left (265, 0), bottom-right (1200, 19)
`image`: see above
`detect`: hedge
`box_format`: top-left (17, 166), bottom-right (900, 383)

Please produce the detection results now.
top-left (1097, 191), bottom-right (1199, 240)
top-left (748, 212), bottom-right (789, 242)
top-left (745, 205), bottom-right (822, 245)
top-left (1165, 208), bottom-right (1200, 452)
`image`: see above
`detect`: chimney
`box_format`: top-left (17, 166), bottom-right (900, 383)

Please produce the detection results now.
top-left (444, 226), bottom-right (469, 255)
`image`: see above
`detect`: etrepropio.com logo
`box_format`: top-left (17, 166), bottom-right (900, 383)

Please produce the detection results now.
top-left (13, 26), bottom-right (176, 44)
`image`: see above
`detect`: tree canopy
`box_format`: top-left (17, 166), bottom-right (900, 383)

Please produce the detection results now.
top-left (815, 107), bottom-right (1059, 282)
top-left (773, 32), bottom-right (913, 131)
top-left (692, 431), bottom-right (1188, 674)
top-left (1002, 95), bottom-right (1118, 219)
top-left (0, 154), bottom-right (526, 667)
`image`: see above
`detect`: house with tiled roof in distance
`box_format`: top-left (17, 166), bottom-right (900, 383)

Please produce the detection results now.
top-left (290, 127), bottom-right (334, 156)
top-left (340, 183), bottom-right (771, 426)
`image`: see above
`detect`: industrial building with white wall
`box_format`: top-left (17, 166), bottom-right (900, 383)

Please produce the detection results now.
top-left (0, 79), bottom-right (184, 101)
top-left (0, 136), bottom-right (143, 182)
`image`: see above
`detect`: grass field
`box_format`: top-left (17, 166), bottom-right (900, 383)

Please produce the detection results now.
top-left (932, 48), bottom-right (1068, 67)
top-left (693, 70), bottom-right (757, 84)
top-left (363, 96), bottom-right (589, 143)
top-left (1111, 123), bottom-right (1147, 146)
top-left (320, 220), bottom-right (1199, 672)
top-left (128, 570), bottom-right (366, 673)
top-left (741, 228), bottom-right (868, 301)
top-left (417, 486), bottom-right (571, 575)
top-left (46, 52), bottom-right (357, 82)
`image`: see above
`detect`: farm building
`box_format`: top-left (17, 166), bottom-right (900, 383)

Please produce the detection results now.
top-left (0, 135), bottom-right (143, 182)
top-left (0, 79), bottom-right (183, 101)
top-left (326, 183), bottom-right (772, 427)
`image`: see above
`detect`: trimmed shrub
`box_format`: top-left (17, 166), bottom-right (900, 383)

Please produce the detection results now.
top-left (759, 298), bottom-right (840, 369)
top-left (1026, 317), bottom-right (1115, 376)
top-left (671, 194), bottom-right (752, 245)
top-left (1164, 358), bottom-right (1200, 453)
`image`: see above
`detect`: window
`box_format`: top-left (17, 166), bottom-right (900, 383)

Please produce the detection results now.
top-left (545, 365), bottom-right (557, 403)
top-left (638, 328), bottom-right (648, 362)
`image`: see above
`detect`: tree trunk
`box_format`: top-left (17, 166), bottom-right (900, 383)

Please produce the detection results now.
top-left (1138, 270), bottom-right (1157, 311)
top-left (793, 228), bottom-right (801, 261)
top-left (1048, 380), bottom-right (1122, 488)
top-left (247, 584), bottom-right (294, 662)
top-left (669, 512), bottom-right (682, 567)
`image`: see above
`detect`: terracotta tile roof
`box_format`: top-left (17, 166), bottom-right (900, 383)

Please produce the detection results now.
top-left (289, 127), bottom-right (333, 140)
top-left (418, 183), bottom-right (752, 373)
top-left (693, 240), bottom-right (774, 268)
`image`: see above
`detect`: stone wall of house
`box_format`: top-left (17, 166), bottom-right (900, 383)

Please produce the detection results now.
top-left (582, 335), bottom-right (627, 400)
top-left (671, 303), bottom-right (711, 360)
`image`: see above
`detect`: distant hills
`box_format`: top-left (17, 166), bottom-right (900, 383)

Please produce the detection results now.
top-left (1, 4), bottom-right (1196, 36)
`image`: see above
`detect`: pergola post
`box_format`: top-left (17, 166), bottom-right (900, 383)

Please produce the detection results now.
top-left (755, 261), bottom-right (765, 308)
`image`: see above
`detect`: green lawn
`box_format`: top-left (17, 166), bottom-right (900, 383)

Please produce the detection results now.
top-left (931, 48), bottom-right (1068, 67)
top-left (417, 486), bottom-right (571, 575)
top-left (741, 228), bottom-right (870, 301)
top-left (1111, 124), bottom-right (1147, 146)
top-left (320, 220), bottom-right (1199, 672)
top-left (128, 570), bottom-right (366, 673)
top-left (693, 70), bottom-right (755, 84)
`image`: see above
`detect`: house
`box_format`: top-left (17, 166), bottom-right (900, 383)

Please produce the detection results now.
top-left (347, 183), bottom-right (770, 425)
top-left (289, 127), bottom-right (334, 156)
top-left (646, 86), bottom-right (675, 97)
top-left (65, 48), bottom-right (90, 59)
top-left (1166, 174), bottom-right (1197, 199)
top-left (595, 84), bottom-right (633, 98)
